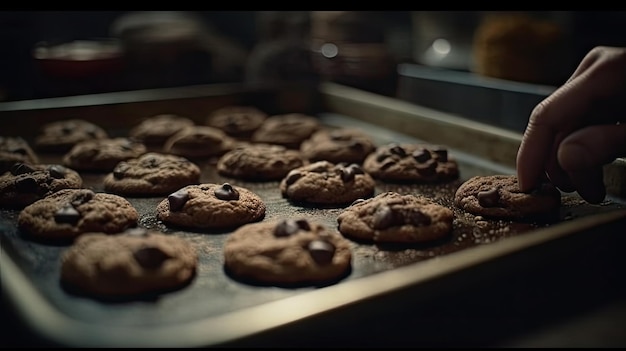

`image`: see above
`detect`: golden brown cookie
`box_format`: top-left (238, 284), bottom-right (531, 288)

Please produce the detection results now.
top-left (0, 162), bottom-right (83, 209)
top-left (156, 183), bottom-right (266, 230)
top-left (63, 137), bottom-right (147, 172)
top-left (280, 160), bottom-right (375, 206)
top-left (337, 191), bottom-right (454, 243)
top-left (217, 143), bottom-right (307, 181)
top-left (223, 218), bottom-right (352, 286)
top-left (205, 105), bottom-right (267, 139)
top-left (35, 119), bottom-right (108, 153)
top-left (300, 127), bottom-right (376, 164)
top-left (128, 114), bottom-right (196, 147)
top-left (60, 228), bottom-right (198, 299)
top-left (0, 136), bottom-right (39, 174)
top-left (453, 174), bottom-right (562, 220)
top-left (104, 152), bottom-right (200, 196)
top-left (363, 143), bottom-right (459, 183)
top-left (18, 188), bottom-right (139, 241)
top-left (251, 113), bottom-right (322, 149)
top-left (163, 125), bottom-right (240, 159)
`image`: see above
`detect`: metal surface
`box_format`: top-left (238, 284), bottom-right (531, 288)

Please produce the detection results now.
top-left (1, 84), bottom-right (626, 347)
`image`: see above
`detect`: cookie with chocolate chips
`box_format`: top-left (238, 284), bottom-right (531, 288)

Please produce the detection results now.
top-left (17, 188), bottom-right (139, 241)
top-left (454, 174), bottom-right (562, 220)
top-left (0, 162), bottom-right (83, 209)
top-left (104, 152), bottom-right (201, 196)
top-left (156, 183), bottom-right (266, 230)
top-left (60, 228), bottom-right (198, 298)
top-left (205, 105), bottom-right (268, 139)
top-left (251, 113), bottom-right (322, 149)
top-left (300, 127), bottom-right (376, 164)
top-left (0, 136), bottom-right (39, 173)
top-left (63, 137), bottom-right (147, 172)
top-left (362, 143), bottom-right (460, 183)
top-left (223, 218), bottom-right (352, 286)
top-left (34, 119), bottom-right (108, 153)
top-left (280, 160), bottom-right (375, 205)
top-left (217, 143), bottom-right (307, 181)
top-left (337, 191), bottom-right (455, 243)
top-left (163, 125), bottom-right (240, 159)
top-left (129, 114), bottom-right (196, 147)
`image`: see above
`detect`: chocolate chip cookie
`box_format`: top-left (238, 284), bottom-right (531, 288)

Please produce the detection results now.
top-left (128, 114), bottom-right (196, 147)
top-left (300, 127), bottom-right (376, 164)
top-left (18, 188), bottom-right (139, 241)
top-left (63, 137), bottom-right (147, 172)
top-left (60, 227), bottom-right (198, 298)
top-left (251, 113), bottom-right (322, 149)
top-left (205, 105), bottom-right (267, 139)
top-left (35, 119), bottom-right (108, 153)
top-left (223, 218), bottom-right (352, 286)
top-left (0, 136), bottom-right (39, 173)
top-left (363, 143), bottom-right (460, 183)
top-left (280, 161), bottom-right (375, 206)
top-left (217, 143), bottom-right (307, 181)
top-left (453, 174), bottom-right (562, 220)
top-left (156, 183), bottom-right (266, 230)
top-left (163, 126), bottom-right (240, 159)
top-left (104, 152), bottom-right (201, 196)
top-left (337, 191), bottom-right (455, 243)
top-left (0, 162), bottom-right (83, 209)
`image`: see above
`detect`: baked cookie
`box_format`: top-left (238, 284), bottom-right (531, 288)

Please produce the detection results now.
top-left (205, 105), bottom-right (267, 139)
top-left (280, 160), bottom-right (375, 205)
top-left (251, 113), bottom-right (322, 149)
top-left (63, 137), bottom-right (147, 172)
top-left (156, 183), bottom-right (266, 230)
top-left (217, 143), bottom-right (307, 181)
top-left (300, 127), bottom-right (376, 164)
top-left (18, 188), bottom-right (139, 241)
top-left (0, 162), bottom-right (83, 209)
top-left (163, 125), bottom-right (239, 159)
top-left (363, 143), bottom-right (460, 183)
top-left (60, 227), bottom-right (197, 298)
top-left (0, 136), bottom-right (39, 173)
top-left (453, 174), bottom-right (562, 220)
top-left (34, 119), bottom-right (108, 153)
top-left (103, 152), bottom-right (201, 196)
top-left (223, 218), bottom-right (352, 286)
top-left (128, 114), bottom-right (196, 147)
top-left (336, 191), bottom-right (455, 244)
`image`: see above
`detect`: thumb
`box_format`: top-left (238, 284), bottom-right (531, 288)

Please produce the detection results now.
top-left (557, 123), bottom-right (626, 171)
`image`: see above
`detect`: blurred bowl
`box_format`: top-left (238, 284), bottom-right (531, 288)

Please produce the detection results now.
top-left (33, 38), bottom-right (125, 79)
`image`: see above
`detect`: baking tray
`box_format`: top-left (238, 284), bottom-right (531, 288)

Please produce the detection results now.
top-left (1, 82), bottom-right (626, 347)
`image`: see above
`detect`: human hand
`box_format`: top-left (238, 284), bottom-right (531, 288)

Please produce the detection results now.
top-left (516, 46), bottom-right (626, 203)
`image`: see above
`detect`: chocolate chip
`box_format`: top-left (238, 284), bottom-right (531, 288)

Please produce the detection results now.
top-left (337, 163), bottom-right (365, 182)
top-left (141, 155), bottom-right (160, 168)
top-left (284, 171), bottom-right (302, 185)
top-left (415, 161), bottom-right (437, 176)
top-left (168, 190), bottom-right (189, 211)
top-left (412, 148), bottom-right (431, 163)
top-left (48, 165), bottom-right (66, 179)
top-left (380, 161), bottom-right (395, 170)
top-left (295, 219), bottom-right (311, 231)
top-left (348, 141), bottom-right (365, 152)
top-left (350, 198), bottom-right (366, 206)
top-left (113, 164), bottom-right (130, 179)
top-left (307, 239), bottom-right (335, 265)
top-left (54, 204), bottom-right (80, 224)
top-left (372, 205), bottom-right (396, 229)
top-left (71, 190), bottom-right (94, 207)
top-left (375, 152), bottom-right (390, 163)
top-left (15, 176), bottom-right (38, 193)
top-left (10, 163), bottom-right (35, 175)
top-left (432, 147), bottom-right (448, 162)
top-left (389, 145), bottom-right (407, 157)
top-left (214, 183), bottom-right (239, 201)
top-left (133, 247), bottom-right (170, 269)
top-left (477, 188), bottom-right (500, 207)
top-left (274, 219), bottom-right (300, 237)
top-left (405, 209), bottom-right (431, 226)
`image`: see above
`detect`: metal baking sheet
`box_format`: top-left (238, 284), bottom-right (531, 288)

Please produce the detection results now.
top-left (1, 83), bottom-right (625, 347)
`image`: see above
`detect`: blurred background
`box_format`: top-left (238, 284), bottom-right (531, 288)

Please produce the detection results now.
top-left (2, 11), bottom-right (626, 129)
